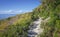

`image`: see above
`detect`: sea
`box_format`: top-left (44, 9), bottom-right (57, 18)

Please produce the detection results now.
top-left (0, 14), bottom-right (16, 20)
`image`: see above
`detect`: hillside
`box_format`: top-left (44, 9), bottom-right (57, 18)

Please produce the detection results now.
top-left (0, 0), bottom-right (60, 37)
top-left (0, 12), bottom-right (32, 30)
top-left (0, 12), bottom-right (34, 37)
top-left (32, 0), bottom-right (60, 37)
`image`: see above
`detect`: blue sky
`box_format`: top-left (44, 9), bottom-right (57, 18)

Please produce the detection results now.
top-left (0, 0), bottom-right (40, 14)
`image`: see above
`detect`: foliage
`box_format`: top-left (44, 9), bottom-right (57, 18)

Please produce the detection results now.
top-left (0, 12), bottom-right (33, 37)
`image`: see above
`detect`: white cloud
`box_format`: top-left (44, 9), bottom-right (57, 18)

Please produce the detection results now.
top-left (0, 10), bottom-right (12, 12)
top-left (0, 10), bottom-right (23, 14)
top-left (0, 9), bottom-right (32, 14)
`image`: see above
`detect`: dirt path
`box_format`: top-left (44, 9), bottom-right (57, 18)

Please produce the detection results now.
top-left (27, 18), bottom-right (43, 37)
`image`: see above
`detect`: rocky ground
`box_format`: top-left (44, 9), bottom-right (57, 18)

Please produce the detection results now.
top-left (27, 18), bottom-right (43, 37)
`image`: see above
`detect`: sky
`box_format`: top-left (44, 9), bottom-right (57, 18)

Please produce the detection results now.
top-left (0, 0), bottom-right (40, 14)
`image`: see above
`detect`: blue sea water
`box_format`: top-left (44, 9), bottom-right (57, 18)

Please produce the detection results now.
top-left (0, 14), bottom-right (16, 20)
